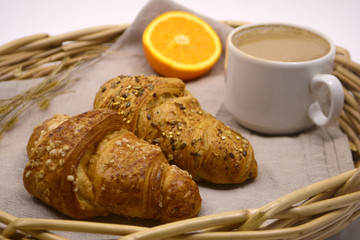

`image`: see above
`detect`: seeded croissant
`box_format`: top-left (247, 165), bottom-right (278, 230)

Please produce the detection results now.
top-left (24, 109), bottom-right (201, 222)
top-left (94, 75), bottom-right (258, 184)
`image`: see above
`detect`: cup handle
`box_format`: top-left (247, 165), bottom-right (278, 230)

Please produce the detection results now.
top-left (308, 74), bottom-right (344, 127)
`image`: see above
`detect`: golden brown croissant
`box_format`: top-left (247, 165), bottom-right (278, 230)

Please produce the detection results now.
top-left (24, 109), bottom-right (201, 222)
top-left (94, 75), bottom-right (258, 184)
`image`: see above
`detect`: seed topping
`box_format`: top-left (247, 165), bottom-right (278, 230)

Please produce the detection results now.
top-left (67, 175), bottom-right (75, 182)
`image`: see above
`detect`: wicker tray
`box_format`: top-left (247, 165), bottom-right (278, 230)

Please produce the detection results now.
top-left (1, 21), bottom-right (360, 240)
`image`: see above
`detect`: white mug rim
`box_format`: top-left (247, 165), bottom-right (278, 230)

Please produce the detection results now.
top-left (227, 22), bottom-right (336, 67)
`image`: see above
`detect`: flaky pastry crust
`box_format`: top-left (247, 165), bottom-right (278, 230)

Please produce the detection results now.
top-left (24, 109), bottom-right (201, 222)
top-left (94, 75), bottom-right (258, 184)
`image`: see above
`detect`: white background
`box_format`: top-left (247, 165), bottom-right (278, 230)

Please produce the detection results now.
top-left (1, 0), bottom-right (359, 63)
top-left (1, 0), bottom-right (359, 239)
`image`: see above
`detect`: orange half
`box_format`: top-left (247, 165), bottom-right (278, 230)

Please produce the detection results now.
top-left (142, 11), bottom-right (222, 81)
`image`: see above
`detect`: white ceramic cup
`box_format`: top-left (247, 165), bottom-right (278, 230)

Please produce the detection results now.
top-left (224, 23), bottom-right (344, 135)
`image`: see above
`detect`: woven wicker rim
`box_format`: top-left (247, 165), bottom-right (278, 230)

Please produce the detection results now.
top-left (1, 21), bottom-right (360, 240)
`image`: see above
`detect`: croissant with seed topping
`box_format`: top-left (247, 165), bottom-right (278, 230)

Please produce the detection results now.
top-left (24, 109), bottom-right (201, 222)
top-left (94, 75), bottom-right (258, 184)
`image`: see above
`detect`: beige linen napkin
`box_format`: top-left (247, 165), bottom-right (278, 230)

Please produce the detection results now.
top-left (0, 0), bottom-right (354, 238)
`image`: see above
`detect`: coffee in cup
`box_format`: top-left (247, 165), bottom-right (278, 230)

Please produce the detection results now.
top-left (233, 25), bottom-right (330, 62)
top-left (224, 23), bottom-right (344, 135)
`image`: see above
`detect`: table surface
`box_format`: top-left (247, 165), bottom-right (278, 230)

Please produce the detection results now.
top-left (1, 0), bottom-right (359, 239)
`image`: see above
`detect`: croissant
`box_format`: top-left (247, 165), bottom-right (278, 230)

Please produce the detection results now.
top-left (94, 75), bottom-right (258, 184)
top-left (24, 109), bottom-right (201, 222)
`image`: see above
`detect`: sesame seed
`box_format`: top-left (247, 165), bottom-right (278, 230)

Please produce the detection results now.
top-left (190, 152), bottom-right (201, 157)
top-left (45, 159), bottom-right (52, 166)
top-left (67, 175), bottom-right (75, 182)
top-left (49, 141), bottom-right (55, 148)
top-left (168, 120), bottom-right (177, 125)
top-left (59, 149), bottom-right (66, 157)
top-left (123, 109), bottom-right (130, 117)
top-left (25, 171), bottom-right (31, 178)
top-left (59, 159), bottom-right (64, 167)
top-left (147, 84), bottom-right (154, 90)
top-left (45, 146), bottom-right (52, 152)
top-left (152, 139), bottom-right (160, 145)
top-left (49, 149), bottom-right (58, 157)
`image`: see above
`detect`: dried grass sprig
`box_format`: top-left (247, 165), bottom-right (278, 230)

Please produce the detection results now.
top-left (0, 57), bottom-right (79, 139)
top-left (0, 25), bottom-right (124, 137)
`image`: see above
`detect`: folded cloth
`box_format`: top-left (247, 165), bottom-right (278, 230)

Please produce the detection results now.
top-left (0, 0), bottom-right (354, 239)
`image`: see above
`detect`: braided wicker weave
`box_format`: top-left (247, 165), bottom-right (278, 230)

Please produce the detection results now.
top-left (1, 21), bottom-right (360, 240)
